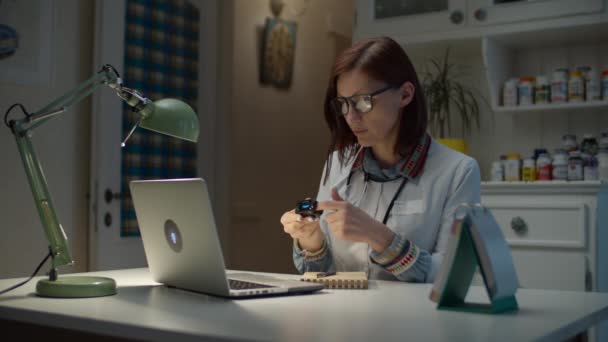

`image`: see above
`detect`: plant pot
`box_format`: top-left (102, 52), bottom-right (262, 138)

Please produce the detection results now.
top-left (437, 138), bottom-right (468, 154)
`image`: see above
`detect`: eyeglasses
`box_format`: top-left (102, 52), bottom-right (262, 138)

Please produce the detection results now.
top-left (331, 84), bottom-right (394, 116)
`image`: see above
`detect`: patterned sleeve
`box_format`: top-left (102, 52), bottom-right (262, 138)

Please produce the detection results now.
top-left (292, 238), bottom-right (335, 273)
top-left (369, 233), bottom-right (431, 282)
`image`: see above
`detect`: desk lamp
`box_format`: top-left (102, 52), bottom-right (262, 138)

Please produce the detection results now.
top-left (4, 64), bottom-right (199, 297)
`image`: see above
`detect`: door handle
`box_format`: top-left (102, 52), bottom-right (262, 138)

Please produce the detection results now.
top-left (104, 188), bottom-right (130, 204)
top-left (450, 10), bottom-right (464, 24)
top-left (510, 216), bottom-right (528, 235)
top-left (474, 8), bottom-right (487, 21)
top-left (104, 212), bottom-right (113, 227)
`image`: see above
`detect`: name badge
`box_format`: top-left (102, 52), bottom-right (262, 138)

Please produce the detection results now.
top-left (394, 199), bottom-right (424, 215)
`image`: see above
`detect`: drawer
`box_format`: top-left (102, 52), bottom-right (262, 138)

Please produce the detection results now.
top-left (482, 202), bottom-right (588, 249)
top-left (473, 249), bottom-right (587, 291)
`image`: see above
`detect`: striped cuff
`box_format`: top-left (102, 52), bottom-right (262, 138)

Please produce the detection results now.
top-left (370, 233), bottom-right (420, 276)
top-left (385, 243), bottom-right (420, 275)
top-left (293, 238), bottom-right (328, 262)
top-left (370, 233), bottom-right (408, 266)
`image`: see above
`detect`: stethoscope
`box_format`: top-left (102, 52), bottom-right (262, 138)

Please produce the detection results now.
top-left (340, 162), bottom-right (409, 226)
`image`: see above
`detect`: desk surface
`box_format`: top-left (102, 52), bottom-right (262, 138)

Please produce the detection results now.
top-left (1, 268), bottom-right (608, 342)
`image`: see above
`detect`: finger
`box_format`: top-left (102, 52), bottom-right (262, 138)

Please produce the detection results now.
top-left (283, 222), bottom-right (303, 236)
top-left (331, 187), bottom-right (344, 201)
top-left (285, 221), bottom-right (319, 239)
top-left (326, 220), bottom-right (345, 239)
top-left (280, 210), bottom-right (299, 225)
top-left (323, 211), bottom-right (340, 224)
top-left (317, 200), bottom-right (346, 211)
top-left (283, 222), bottom-right (295, 235)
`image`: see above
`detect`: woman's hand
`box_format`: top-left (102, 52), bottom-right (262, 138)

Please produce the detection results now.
top-left (317, 188), bottom-right (395, 253)
top-left (280, 209), bottom-right (324, 251)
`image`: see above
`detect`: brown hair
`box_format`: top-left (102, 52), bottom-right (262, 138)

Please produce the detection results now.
top-left (322, 36), bottom-right (428, 184)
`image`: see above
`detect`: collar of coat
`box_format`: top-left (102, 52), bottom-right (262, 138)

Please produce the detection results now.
top-left (350, 133), bottom-right (431, 180)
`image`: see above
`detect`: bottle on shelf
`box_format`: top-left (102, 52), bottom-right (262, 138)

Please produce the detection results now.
top-left (581, 134), bottom-right (599, 156)
top-left (561, 134), bottom-right (578, 152)
top-left (584, 68), bottom-right (600, 102)
top-left (577, 65), bottom-right (592, 101)
top-left (583, 154), bottom-right (599, 181)
top-left (551, 68), bottom-right (568, 103)
top-left (536, 153), bottom-right (553, 181)
top-left (491, 161), bottom-right (504, 182)
top-left (522, 157), bottom-right (537, 181)
top-left (504, 153), bottom-right (522, 181)
top-left (503, 78), bottom-right (519, 107)
top-left (552, 149), bottom-right (568, 181)
top-left (600, 130), bottom-right (608, 150)
top-left (567, 150), bottom-right (584, 181)
top-left (518, 77), bottom-right (535, 106)
top-left (568, 70), bottom-right (585, 102)
top-left (533, 148), bottom-right (548, 160)
top-left (602, 70), bottom-right (608, 101)
top-left (534, 75), bottom-right (550, 105)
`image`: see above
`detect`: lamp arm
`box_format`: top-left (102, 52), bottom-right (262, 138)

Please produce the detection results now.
top-left (8, 65), bottom-right (120, 271)
top-left (13, 133), bottom-right (73, 269)
top-left (17, 65), bottom-right (120, 133)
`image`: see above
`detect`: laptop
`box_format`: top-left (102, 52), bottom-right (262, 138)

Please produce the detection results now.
top-left (129, 178), bottom-right (324, 298)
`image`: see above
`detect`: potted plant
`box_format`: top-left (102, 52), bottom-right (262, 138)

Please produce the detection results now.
top-left (421, 48), bottom-right (483, 154)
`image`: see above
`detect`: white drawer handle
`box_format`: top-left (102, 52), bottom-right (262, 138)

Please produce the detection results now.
top-left (511, 217), bottom-right (528, 235)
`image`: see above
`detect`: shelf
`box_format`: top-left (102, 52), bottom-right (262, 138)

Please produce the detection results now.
top-left (482, 26), bottom-right (608, 113)
top-left (482, 180), bottom-right (602, 186)
top-left (484, 21), bottom-right (608, 49)
top-left (482, 180), bottom-right (606, 194)
top-left (494, 101), bottom-right (608, 114)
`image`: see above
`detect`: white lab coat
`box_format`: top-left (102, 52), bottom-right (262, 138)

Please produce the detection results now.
top-left (316, 138), bottom-right (481, 282)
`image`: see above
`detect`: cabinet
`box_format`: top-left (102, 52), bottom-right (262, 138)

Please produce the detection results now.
top-left (355, 0), bottom-right (607, 45)
top-left (468, 0), bottom-right (603, 27)
top-left (481, 181), bottom-right (608, 341)
top-left (354, 0), bottom-right (467, 39)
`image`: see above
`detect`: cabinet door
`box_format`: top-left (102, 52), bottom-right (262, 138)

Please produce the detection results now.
top-left (355, 0), bottom-right (467, 39)
top-left (511, 249), bottom-right (587, 291)
top-left (472, 250), bottom-right (587, 291)
top-left (468, 0), bottom-right (604, 26)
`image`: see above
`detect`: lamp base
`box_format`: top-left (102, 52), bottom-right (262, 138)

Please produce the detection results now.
top-left (36, 276), bottom-right (117, 298)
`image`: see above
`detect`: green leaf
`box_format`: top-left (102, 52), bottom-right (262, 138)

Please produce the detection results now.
top-left (422, 48), bottom-right (486, 139)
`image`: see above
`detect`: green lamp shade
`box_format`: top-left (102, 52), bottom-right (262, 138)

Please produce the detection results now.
top-left (139, 98), bottom-right (199, 142)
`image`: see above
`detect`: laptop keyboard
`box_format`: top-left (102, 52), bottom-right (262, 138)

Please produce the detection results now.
top-left (228, 279), bottom-right (276, 290)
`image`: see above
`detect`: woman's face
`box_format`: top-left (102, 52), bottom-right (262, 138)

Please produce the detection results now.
top-left (335, 70), bottom-right (414, 149)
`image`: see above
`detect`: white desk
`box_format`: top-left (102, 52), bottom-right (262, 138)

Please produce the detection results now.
top-left (1, 268), bottom-right (608, 341)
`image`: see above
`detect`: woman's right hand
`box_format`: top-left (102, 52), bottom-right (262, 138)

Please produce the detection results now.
top-left (280, 210), bottom-right (324, 251)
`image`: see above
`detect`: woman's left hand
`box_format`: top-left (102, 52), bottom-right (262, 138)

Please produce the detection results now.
top-left (317, 188), bottom-right (395, 253)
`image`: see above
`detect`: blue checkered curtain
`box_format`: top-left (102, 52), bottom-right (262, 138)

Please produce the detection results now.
top-left (120, 0), bottom-right (199, 236)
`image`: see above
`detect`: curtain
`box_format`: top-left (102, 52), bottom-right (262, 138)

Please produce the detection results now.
top-left (120, 0), bottom-right (199, 236)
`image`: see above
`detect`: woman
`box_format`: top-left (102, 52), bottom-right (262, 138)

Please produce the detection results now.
top-left (280, 36), bottom-right (480, 282)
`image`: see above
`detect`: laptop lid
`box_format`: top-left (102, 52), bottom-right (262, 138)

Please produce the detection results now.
top-left (129, 178), bottom-right (323, 298)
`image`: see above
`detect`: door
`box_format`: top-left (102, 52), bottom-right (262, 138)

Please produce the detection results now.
top-left (468, 0), bottom-right (604, 26)
top-left (89, 0), bottom-right (219, 271)
top-left (354, 0), bottom-right (467, 40)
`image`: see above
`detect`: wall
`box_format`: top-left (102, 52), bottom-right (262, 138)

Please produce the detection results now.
top-left (0, 0), bottom-right (93, 278)
top-left (224, 0), bottom-right (354, 273)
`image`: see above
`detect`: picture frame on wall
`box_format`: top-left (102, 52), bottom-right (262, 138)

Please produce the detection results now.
top-left (0, 0), bottom-right (53, 86)
top-left (260, 17), bottom-right (296, 89)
